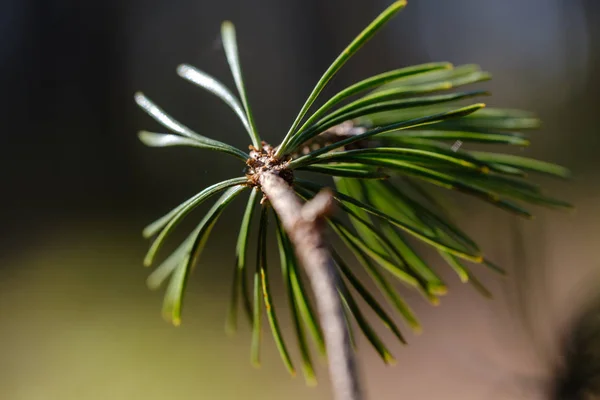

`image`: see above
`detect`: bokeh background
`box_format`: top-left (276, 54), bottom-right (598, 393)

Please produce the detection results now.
top-left (1, 0), bottom-right (599, 399)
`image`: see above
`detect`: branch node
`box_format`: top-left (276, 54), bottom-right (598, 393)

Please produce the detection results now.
top-left (245, 141), bottom-right (293, 188)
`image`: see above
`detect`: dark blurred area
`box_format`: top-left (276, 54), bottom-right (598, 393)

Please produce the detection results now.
top-left (1, 0), bottom-right (599, 399)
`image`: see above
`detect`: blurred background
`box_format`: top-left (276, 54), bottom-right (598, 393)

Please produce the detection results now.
top-left (1, 0), bottom-right (599, 399)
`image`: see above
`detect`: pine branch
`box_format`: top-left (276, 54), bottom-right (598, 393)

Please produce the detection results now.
top-left (136, 2), bottom-right (571, 397)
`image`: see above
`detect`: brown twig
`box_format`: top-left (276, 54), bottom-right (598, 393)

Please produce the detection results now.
top-left (259, 171), bottom-right (363, 400)
top-left (291, 121), bottom-right (369, 157)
